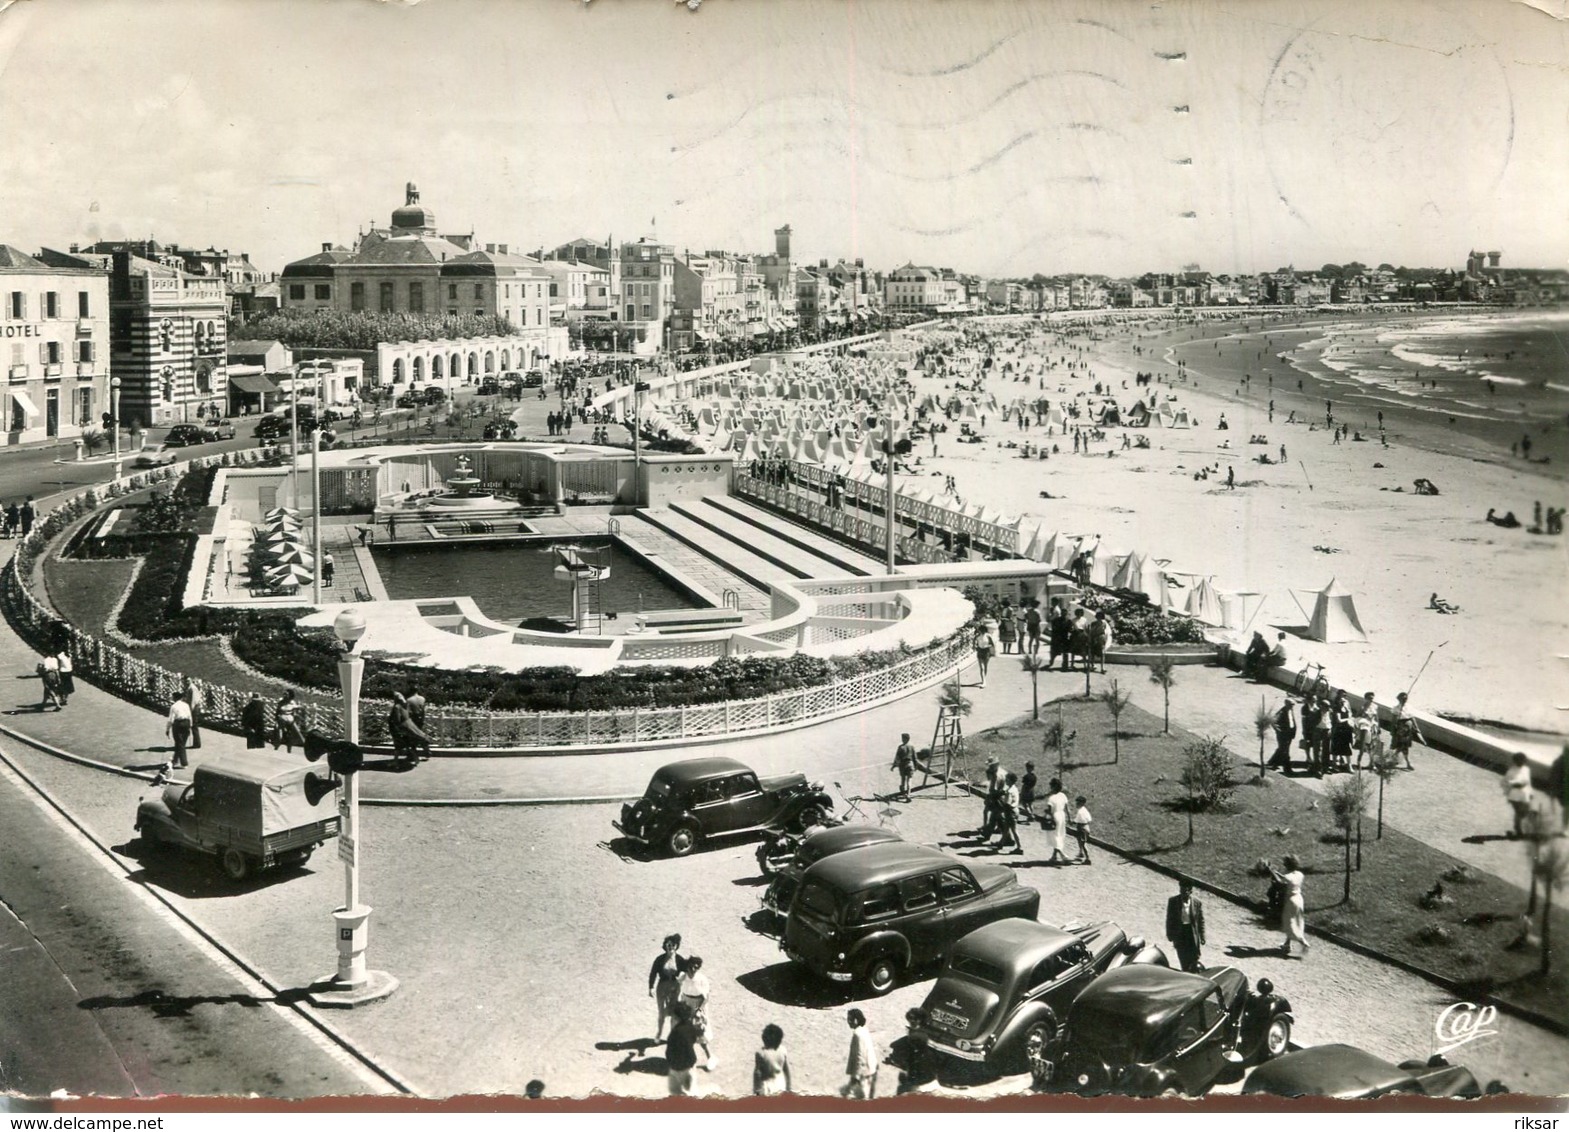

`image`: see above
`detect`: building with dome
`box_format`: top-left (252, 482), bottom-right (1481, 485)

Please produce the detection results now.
top-left (279, 185), bottom-right (557, 369)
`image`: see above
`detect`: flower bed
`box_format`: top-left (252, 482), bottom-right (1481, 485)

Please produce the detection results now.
top-left (1081, 589), bottom-right (1208, 645)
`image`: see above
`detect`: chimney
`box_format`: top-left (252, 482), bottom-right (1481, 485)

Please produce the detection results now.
top-left (322, 242), bottom-right (332, 253)
top-left (498, 244), bottom-right (507, 255)
top-left (69, 243), bottom-right (79, 253)
top-left (486, 243), bottom-right (495, 254)
top-left (855, 258), bottom-right (864, 268)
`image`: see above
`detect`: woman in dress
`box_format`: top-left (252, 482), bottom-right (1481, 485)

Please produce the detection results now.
top-left (647, 933), bottom-right (687, 1041)
top-left (1390, 691), bottom-right (1424, 771)
top-left (1045, 777), bottom-right (1070, 865)
top-left (1354, 692), bottom-right (1381, 769)
top-left (1328, 690), bottom-right (1355, 773)
top-left (997, 607), bottom-right (1017, 655)
top-left (753, 1024), bottom-right (793, 1095)
top-left (1268, 855), bottom-right (1310, 957)
top-left (274, 689), bottom-right (305, 753)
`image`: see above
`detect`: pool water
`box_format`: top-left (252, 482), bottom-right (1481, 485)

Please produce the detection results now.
top-left (369, 539), bottom-right (702, 625)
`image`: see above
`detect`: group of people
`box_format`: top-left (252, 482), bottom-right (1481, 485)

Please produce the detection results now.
top-left (1267, 688), bottom-right (1422, 776)
top-left (971, 755), bottom-right (1092, 865)
top-left (974, 599), bottom-right (1113, 677)
top-left (2, 497), bottom-right (36, 539)
top-left (35, 645), bottom-right (74, 711)
top-left (1241, 630), bottom-right (1289, 680)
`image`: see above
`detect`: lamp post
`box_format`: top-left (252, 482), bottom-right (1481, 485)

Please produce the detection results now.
top-left (310, 607), bottom-right (397, 1007)
top-left (110, 376), bottom-right (122, 480)
top-left (309, 361), bottom-right (324, 606)
top-left (289, 369), bottom-right (300, 510)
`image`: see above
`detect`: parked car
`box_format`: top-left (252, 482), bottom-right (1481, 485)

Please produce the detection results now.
top-left (163, 424), bottom-right (212, 447)
top-left (395, 392), bottom-right (421, 409)
top-left (522, 370), bottom-right (545, 388)
top-left (783, 842), bottom-right (1041, 995)
top-left (916, 919), bottom-right (1169, 1075)
top-left (1058, 964), bottom-right (1292, 1096)
top-left (208, 418), bottom-right (236, 440)
top-left (478, 379), bottom-right (501, 396)
top-left (1243, 1044), bottom-right (1499, 1099)
top-left (760, 824), bottom-right (902, 914)
top-left (614, 756), bottom-right (833, 858)
top-left (135, 752), bottom-right (338, 881)
top-left (422, 386), bottom-right (447, 405)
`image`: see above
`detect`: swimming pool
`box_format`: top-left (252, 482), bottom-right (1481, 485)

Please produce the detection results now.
top-left (369, 539), bottom-right (702, 625)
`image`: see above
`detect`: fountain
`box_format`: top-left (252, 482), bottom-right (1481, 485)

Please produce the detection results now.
top-left (424, 454), bottom-right (495, 509)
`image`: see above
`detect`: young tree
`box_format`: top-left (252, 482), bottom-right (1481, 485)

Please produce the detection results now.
top-left (1101, 680), bottom-right (1132, 764)
top-left (1326, 775), bottom-right (1371, 904)
top-left (1148, 656), bottom-right (1176, 735)
top-left (1178, 736), bottom-right (1233, 846)
top-left (1253, 696), bottom-right (1274, 779)
top-left (1369, 742), bottom-right (1401, 839)
top-left (1021, 651), bottom-right (1046, 721)
top-left (1531, 832), bottom-right (1568, 976)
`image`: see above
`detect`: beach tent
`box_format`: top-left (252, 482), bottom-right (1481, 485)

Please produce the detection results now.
top-left (1161, 407), bottom-right (1195, 429)
top-left (1184, 576), bottom-right (1224, 625)
top-left (1111, 551), bottom-right (1144, 591)
top-left (1139, 558), bottom-right (1171, 608)
top-left (1298, 578), bottom-right (1369, 643)
top-left (1125, 400), bottom-right (1153, 427)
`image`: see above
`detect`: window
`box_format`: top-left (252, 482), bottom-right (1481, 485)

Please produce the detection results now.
top-left (314, 284), bottom-right (331, 301)
top-left (937, 867), bottom-right (978, 902)
top-left (12, 343), bottom-right (24, 366)
top-left (77, 387), bottom-right (92, 426)
top-left (641, 304), bottom-right (651, 319)
top-left (899, 874), bottom-right (938, 912)
top-left (77, 340), bottom-right (94, 363)
top-left (409, 282), bottom-right (424, 313)
top-left (854, 884), bottom-right (901, 923)
top-left (475, 308), bottom-right (484, 317)
top-left (45, 341), bottom-right (61, 365)
top-left (45, 292), bottom-right (59, 318)
top-left (288, 284), bottom-right (305, 301)
top-left (474, 283), bottom-right (484, 300)
top-left (10, 292), bottom-right (24, 319)
top-left (79, 291), bottom-right (91, 317)
top-left (379, 282), bottom-right (395, 313)
top-left (448, 284), bottom-right (457, 300)
top-left (351, 282), bottom-right (366, 311)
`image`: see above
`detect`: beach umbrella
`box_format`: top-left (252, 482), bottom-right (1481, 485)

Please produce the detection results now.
top-left (267, 544), bottom-right (315, 566)
top-left (264, 506), bottom-right (299, 521)
top-left (265, 561), bottom-right (314, 584)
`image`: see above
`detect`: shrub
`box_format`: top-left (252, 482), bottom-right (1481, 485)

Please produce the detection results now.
top-left (1081, 590), bottom-right (1207, 646)
top-left (1412, 924), bottom-right (1455, 947)
top-left (1179, 736), bottom-right (1235, 811)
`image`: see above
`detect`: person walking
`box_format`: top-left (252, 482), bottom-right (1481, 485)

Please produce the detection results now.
top-left (1165, 879), bottom-right (1207, 972)
top-left (752, 1024), bottom-right (793, 1096)
top-left (1354, 692), bottom-right (1381, 770)
top-left (1019, 761), bottom-right (1038, 824)
top-left (1391, 691), bottom-right (1424, 770)
top-left (973, 622), bottom-right (996, 687)
top-left (1301, 694), bottom-right (1327, 777)
top-left (648, 933), bottom-right (687, 1041)
top-left (53, 646), bottom-right (74, 707)
top-left (998, 772), bottom-right (1023, 855)
top-left (664, 1002), bottom-right (702, 1096)
top-left (19, 496), bottom-right (35, 538)
top-left (977, 757), bottom-right (1005, 841)
top-left (1089, 611), bottom-right (1109, 674)
top-left (322, 551), bottom-right (335, 587)
top-left (405, 685), bottom-right (432, 757)
top-left (2, 500), bottom-right (16, 538)
top-left (273, 689), bottom-right (305, 753)
top-left (997, 607), bottom-right (1017, 655)
top-left (891, 733), bottom-right (915, 802)
top-left (1024, 602), bottom-right (1042, 655)
top-left (1049, 603), bottom-right (1071, 670)
top-left (1267, 856), bottom-right (1310, 957)
top-left (1504, 753), bottom-right (1536, 839)
top-left (37, 651), bottom-right (64, 711)
top-left (241, 690), bottom-right (269, 749)
top-left (1069, 795), bottom-right (1094, 864)
top-left (1268, 696), bottom-right (1297, 771)
top-left (677, 955), bottom-right (715, 1070)
top-left (840, 1009), bottom-right (879, 1100)
top-left (1045, 778), bottom-right (1070, 864)
top-left (166, 693), bottom-right (193, 769)
top-left (184, 676), bottom-right (205, 750)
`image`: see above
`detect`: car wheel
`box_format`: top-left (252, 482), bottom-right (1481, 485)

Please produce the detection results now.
top-left (666, 825), bottom-right (699, 857)
top-left (218, 848), bottom-right (251, 881)
top-left (796, 804), bottom-right (827, 831)
top-left (1019, 1017), bottom-right (1059, 1074)
top-left (863, 955), bottom-right (899, 995)
top-left (1261, 1015), bottom-right (1291, 1060)
top-left (283, 848), bottom-right (313, 868)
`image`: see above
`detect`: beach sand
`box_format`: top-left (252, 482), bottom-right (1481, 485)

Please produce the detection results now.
top-left (913, 311), bottom-right (1568, 739)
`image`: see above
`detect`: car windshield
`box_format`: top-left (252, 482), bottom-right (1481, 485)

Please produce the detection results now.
top-left (644, 776), bottom-right (672, 799)
top-left (795, 880), bottom-right (841, 923)
top-left (948, 954), bottom-right (1007, 987)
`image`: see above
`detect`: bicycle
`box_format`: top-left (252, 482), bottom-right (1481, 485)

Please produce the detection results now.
top-left (1293, 662), bottom-right (1329, 699)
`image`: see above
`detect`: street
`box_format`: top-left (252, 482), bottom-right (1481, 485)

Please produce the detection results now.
top-left (3, 730), bottom-right (1564, 1100)
top-left (0, 750), bottom-right (391, 1098)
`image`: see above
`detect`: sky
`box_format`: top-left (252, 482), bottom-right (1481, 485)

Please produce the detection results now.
top-left (0, 0), bottom-right (1564, 279)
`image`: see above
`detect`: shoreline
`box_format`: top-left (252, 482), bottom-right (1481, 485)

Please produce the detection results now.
top-left (909, 309), bottom-right (1568, 737)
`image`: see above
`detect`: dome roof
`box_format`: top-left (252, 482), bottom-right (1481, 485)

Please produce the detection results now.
top-left (391, 203), bottom-right (436, 231)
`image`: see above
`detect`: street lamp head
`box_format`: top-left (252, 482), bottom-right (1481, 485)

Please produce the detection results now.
top-left (111, 376), bottom-right (121, 390)
top-left (334, 607), bottom-right (368, 651)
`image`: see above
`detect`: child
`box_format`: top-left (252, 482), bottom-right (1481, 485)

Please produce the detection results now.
top-left (1071, 795), bottom-right (1093, 865)
top-left (840, 1008), bottom-right (879, 1100)
top-left (1019, 761), bottom-right (1038, 824)
top-left (753, 1024), bottom-right (792, 1095)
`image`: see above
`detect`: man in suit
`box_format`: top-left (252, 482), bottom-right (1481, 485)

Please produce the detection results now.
top-left (1165, 879), bottom-right (1206, 972)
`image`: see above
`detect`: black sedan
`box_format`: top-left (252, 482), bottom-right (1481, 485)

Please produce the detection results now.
top-left (1244, 1044), bottom-right (1501, 1099)
top-left (917, 919), bottom-right (1169, 1075)
top-left (760, 824), bottom-right (902, 915)
top-left (1059, 964), bottom-right (1292, 1096)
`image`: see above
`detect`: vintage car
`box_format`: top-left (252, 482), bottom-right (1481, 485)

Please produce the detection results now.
top-left (760, 824), bottom-right (902, 915)
top-left (134, 752), bottom-right (339, 881)
top-left (1058, 964), bottom-right (1292, 1096)
top-left (132, 445), bottom-right (178, 468)
top-left (163, 424), bottom-right (215, 447)
top-left (613, 756), bottom-right (833, 858)
top-left (916, 919), bottom-right (1169, 1075)
top-left (783, 842), bottom-right (1041, 995)
top-left (252, 415), bottom-right (291, 440)
top-left (1243, 1044), bottom-right (1498, 1099)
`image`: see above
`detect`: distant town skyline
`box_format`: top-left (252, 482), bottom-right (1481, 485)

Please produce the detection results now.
top-left (0, 0), bottom-right (1562, 278)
